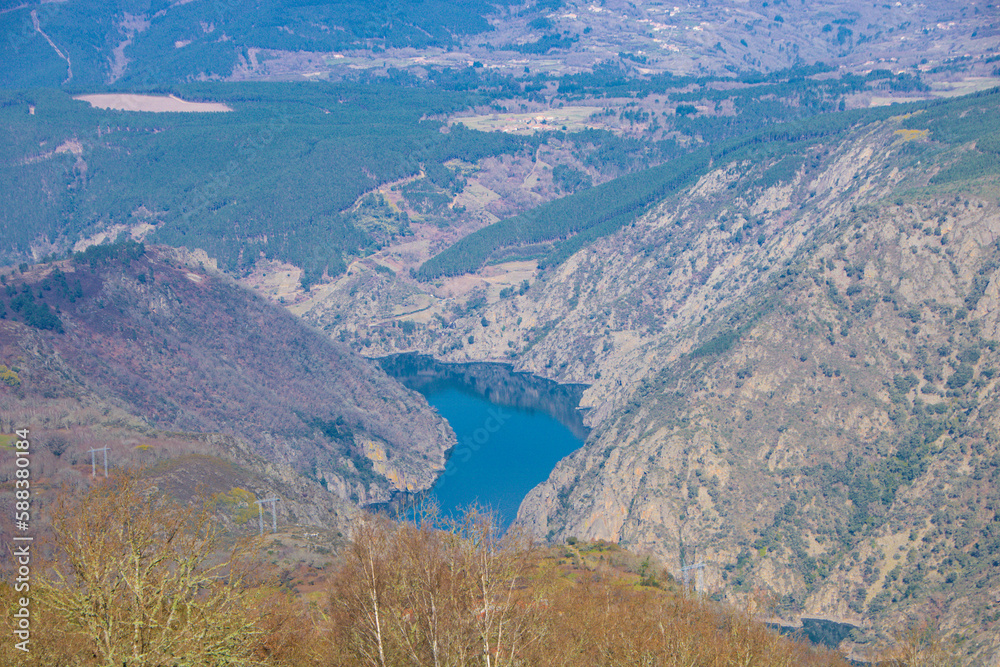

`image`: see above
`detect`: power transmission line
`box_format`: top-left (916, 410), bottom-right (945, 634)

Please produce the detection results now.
top-left (679, 534), bottom-right (705, 593)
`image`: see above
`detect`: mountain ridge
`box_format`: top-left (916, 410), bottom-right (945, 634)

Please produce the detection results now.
top-left (0, 243), bottom-right (454, 505)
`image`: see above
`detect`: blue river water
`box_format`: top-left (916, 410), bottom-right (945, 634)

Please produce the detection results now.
top-left (377, 354), bottom-right (589, 529)
top-left (423, 387), bottom-right (584, 528)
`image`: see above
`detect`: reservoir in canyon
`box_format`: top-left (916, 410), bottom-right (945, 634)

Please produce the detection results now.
top-left (378, 353), bottom-right (589, 529)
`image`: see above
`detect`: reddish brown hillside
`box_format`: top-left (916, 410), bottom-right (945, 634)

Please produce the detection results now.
top-left (0, 244), bottom-right (452, 503)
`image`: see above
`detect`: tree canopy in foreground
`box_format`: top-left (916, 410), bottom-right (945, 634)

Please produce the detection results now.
top-left (0, 473), bottom-right (946, 665)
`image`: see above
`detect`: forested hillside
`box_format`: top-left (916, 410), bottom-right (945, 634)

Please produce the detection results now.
top-left (0, 83), bottom-right (531, 283)
top-left (1, 0), bottom-right (986, 88)
top-left (0, 0), bottom-right (510, 87)
top-left (417, 101), bottom-right (924, 278)
top-left (0, 63), bottom-right (955, 286)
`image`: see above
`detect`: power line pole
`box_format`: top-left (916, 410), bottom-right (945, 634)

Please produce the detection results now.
top-left (88, 447), bottom-right (109, 477)
top-left (256, 497), bottom-right (279, 535)
top-left (680, 562), bottom-right (706, 593)
top-left (679, 537), bottom-right (705, 594)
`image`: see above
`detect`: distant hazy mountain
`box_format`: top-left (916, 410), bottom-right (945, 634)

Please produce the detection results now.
top-left (0, 0), bottom-right (509, 87)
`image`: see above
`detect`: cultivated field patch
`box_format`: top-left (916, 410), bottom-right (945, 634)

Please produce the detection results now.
top-left (74, 94), bottom-right (232, 112)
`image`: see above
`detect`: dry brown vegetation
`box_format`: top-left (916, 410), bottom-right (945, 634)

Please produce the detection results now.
top-left (1, 474), bottom-right (853, 667)
top-left (39, 476), bottom-right (264, 666)
top-left (0, 474), bottom-right (274, 666)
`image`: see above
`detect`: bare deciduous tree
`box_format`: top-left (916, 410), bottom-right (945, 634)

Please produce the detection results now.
top-left (329, 508), bottom-right (544, 667)
top-left (37, 473), bottom-right (265, 667)
top-left (452, 510), bottom-right (540, 667)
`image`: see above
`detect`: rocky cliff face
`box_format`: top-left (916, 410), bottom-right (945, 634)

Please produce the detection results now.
top-left (510, 118), bottom-right (1000, 658)
top-left (297, 92), bottom-right (1000, 660)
